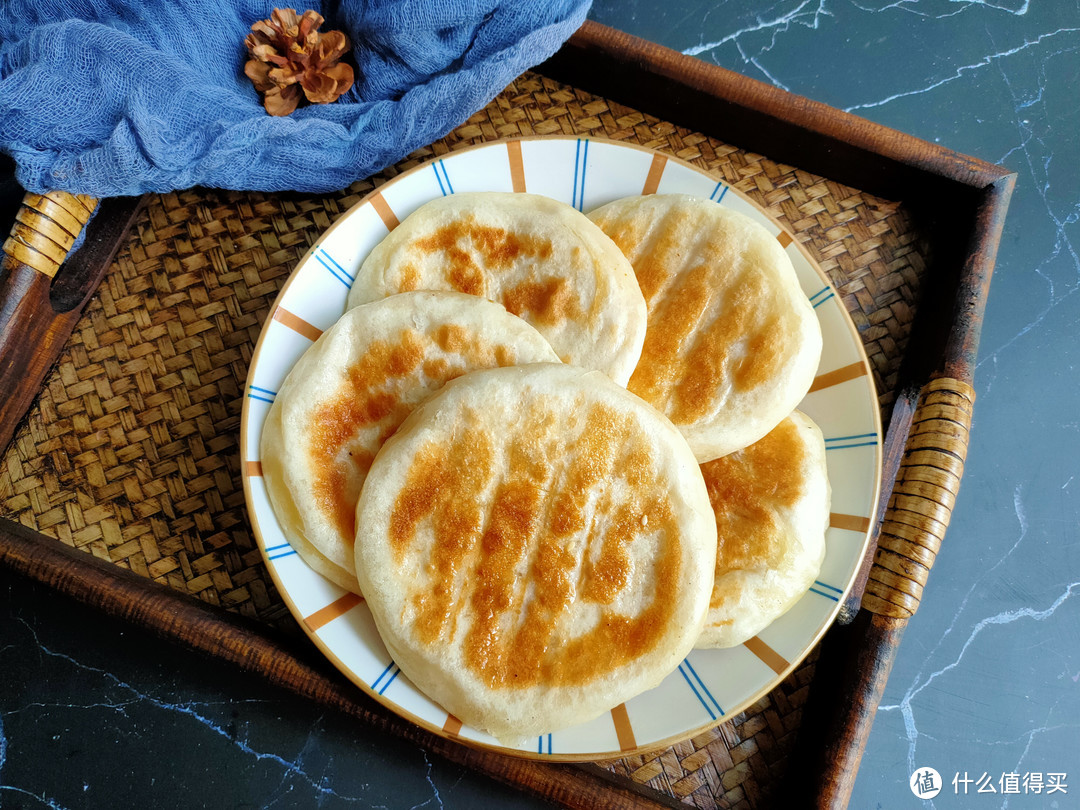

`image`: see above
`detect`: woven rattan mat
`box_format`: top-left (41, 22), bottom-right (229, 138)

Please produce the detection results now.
top-left (1, 72), bottom-right (924, 809)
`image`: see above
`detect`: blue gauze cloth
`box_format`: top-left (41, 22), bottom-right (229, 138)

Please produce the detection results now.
top-left (0, 0), bottom-right (591, 196)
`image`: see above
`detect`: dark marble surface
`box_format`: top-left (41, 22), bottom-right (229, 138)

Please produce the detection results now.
top-left (2, 1), bottom-right (1079, 808)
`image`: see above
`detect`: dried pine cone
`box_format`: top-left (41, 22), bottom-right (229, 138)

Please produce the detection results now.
top-left (244, 8), bottom-right (355, 116)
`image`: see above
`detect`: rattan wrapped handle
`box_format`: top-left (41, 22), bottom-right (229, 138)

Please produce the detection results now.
top-left (862, 377), bottom-right (975, 618)
top-left (0, 190), bottom-right (146, 455)
top-left (1, 191), bottom-right (98, 277)
top-left (0, 190), bottom-right (97, 451)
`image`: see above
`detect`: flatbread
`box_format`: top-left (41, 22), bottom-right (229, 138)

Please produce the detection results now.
top-left (696, 410), bottom-right (830, 649)
top-left (353, 363), bottom-right (716, 742)
top-left (260, 291), bottom-right (560, 593)
top-left (588, 194), bottom-right (822, 461)
top-left (345, 192), bottom-right (647, 385)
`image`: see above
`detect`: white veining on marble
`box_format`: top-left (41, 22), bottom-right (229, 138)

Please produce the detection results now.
top-left (748, 57), bottom-right (791, 92)
top-left (682, 0), bottom-right (830, 58)
top-left (960, 0), bottom-right (1030, 15)
top-left (878, 579), bottom-right (1080, 805)
top-left (976, 253), bottom-right (1079, 378)
top-left (411, 750), bottom-right (445, 810)
top-left (875, 481), bottom-right (1080, 805)
top-left (995, 703), bottom-right (1078, 810)
top-left (975, 36), bottom-right (1080, 374)
top-left (0, 785), bottom-right (72, 810)
top-left (1, 709), bottom-right (69, 810)
top-left (849, 0), bottom-right (1029, 19)
top-left (0, 616), bottom-right (441, 809)
top-left (674, 0), bottom-right (1046, 94)
top-left (843, 27), bottom-right (1080, 112)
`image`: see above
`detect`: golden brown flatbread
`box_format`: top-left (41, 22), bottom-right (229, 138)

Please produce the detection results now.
top-left (345, 192), bottom-right (647, 385)
top-left (353, 363), bottom-right (716, 742)
top-left (696, 410), bottom-right (830, 648)
top-left (588, 194), bottom-right (822, 461)
top-left (261, 291), bottom-right (560, 593)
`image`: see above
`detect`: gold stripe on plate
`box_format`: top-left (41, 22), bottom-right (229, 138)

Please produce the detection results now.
top-left (808, 361), bottom-right (868, 393)
top-left (743, 635), bottom-right (789, 676)
top-left (610, 703), bottom-right (637, 752)
top-left (304, 592), bottom-right (364, 632)
top-left (506, 141), bottom-right (526, 193)
top-left (243, 461), bottom-right (263, 477)
top-left (830, 512), bottom-right (872, 533)
top-left (442, 714), bottom-right (463, 736)
top-left (273, 307), bottom-right (323, 342)
top-left (370, 192), bottom-right (400, 232)
top-left (641, 153), bottom-right (667, 195)
top-left (777, 230), bottom-right (794, 248)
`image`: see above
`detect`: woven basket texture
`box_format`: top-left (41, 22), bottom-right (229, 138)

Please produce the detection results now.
top-left (0, 72), bottom-right (926, 809)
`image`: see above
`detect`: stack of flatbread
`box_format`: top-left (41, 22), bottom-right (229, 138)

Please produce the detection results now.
top-left (261, 188), bottom-right (830, 744)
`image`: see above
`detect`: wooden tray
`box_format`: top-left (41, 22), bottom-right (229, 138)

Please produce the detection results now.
top-left (0, 21), bottom-right (1013, 809)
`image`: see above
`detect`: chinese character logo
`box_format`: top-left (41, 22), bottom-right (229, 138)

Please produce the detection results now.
top-left (910, 767), bottom-right (942, 798)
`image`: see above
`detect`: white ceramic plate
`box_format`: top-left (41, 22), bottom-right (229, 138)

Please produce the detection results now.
top-left (240, 137), bottom-right (882, 760)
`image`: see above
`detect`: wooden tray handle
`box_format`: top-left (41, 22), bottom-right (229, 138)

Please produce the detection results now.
top-left (809, 377), bottom-right (974, 806)
top-left (0, 191), bottom-right (98, 450)
top-left (0, 189), bottom-right (144, 454)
